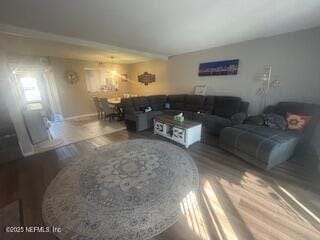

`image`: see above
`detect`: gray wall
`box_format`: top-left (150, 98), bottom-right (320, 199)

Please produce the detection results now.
top-left (129, 27), bottom-right (320, 114)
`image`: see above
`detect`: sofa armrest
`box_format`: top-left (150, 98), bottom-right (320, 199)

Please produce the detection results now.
top-left (230, 112), bottom-right (247, 125)
top-left (124, 111), bottom-right (148, 131)
top-left (124, 111), bottom-right (144, 121)
top-left (244, 115), bottom-right (264, 126)
top-left (240, 101), bottom-right (250, 113)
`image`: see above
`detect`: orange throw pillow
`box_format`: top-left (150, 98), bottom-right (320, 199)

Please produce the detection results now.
top-left (286, 112), bottom-right (311, 131)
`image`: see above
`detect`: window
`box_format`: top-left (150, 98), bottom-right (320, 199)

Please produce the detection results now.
top-left (20, 77), bottom-right (42, 103)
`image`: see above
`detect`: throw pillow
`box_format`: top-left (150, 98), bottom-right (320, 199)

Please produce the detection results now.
top-left (213, 98), bottom-right (241, 118)
top-left (140, 106), bottom-right (152, 113)
top-left (263, 113), bottom-right (287, 130)
top-left (286, 112), bottom-right (312, 131)
top-left (244, 115), bottom-right (264, 126)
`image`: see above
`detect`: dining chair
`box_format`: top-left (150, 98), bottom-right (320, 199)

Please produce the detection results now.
top-left (93, 97), bottom-right (103, 119)
top-left (99, 98), bottom-right (117, 121)
top-left (110, 98), bottom-right (123, 121)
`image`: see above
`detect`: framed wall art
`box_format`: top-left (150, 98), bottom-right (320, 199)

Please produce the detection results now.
top-left (199, 59), bottom-right (239, 76)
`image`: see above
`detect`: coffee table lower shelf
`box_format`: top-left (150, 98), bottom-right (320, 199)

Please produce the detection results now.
top-left (153, 117), bottom-right (202, 148)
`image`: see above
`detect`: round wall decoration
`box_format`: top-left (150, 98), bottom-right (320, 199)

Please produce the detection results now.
top-left (65, 71), bottom-right (79, 84)
top-left (42, 139), bottom-right (199, 240)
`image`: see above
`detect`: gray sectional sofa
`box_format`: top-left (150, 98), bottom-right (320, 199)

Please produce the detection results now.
top-left (219, 102), bottom-right (320, 170)
top-left (122, 96), bottom-right (319, 171)
top-left (121, 94), bottom-right (249, 135)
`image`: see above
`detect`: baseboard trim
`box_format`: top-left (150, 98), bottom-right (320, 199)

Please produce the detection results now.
top-left (21, 150), bottom-right (35, 157)
top-left (64, 113), bottom-right (98, 120)
top-left (17, 141), bottom-right (35, 157)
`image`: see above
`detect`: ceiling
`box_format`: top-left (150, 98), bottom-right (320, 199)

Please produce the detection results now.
top-left (0, 32), bottom-right (151, 64)
top-left (0, 0), bottom-right (320, 57)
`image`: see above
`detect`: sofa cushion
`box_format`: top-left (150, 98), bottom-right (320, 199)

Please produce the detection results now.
top-left (167, 94), bottom-right (186, 109)
top-left (185, 95), bottom-right (205, 105)
top-left (121, 98), bottom-right (135, 114)
top-left (213, 96), bottom-right (241, 118)
top-left (167, 94), bottom-right (186, 102)
top-left (268, 102), bottom-right (320, 117)
top-left (181, 111), bottom-right (198, 121)
top-left (146, 110), bottom-right (163, 120)
top-left (219, 124), bottom-right (301, 169)
top-left (140, 106), bottom-right (153, 113)
top-left (230, 112), bottom-right (248, 125)
top-left (131, 97), bottom-right (150, 111)
top-left (162, 110), bottom-right (200, 121)
top-left (146, 111), bottom-right (163, 126)
top-left (147, 95), bottom-right (167, 111)
top-left (203, 96), bottom-right (215, 112)
top-left (263, 113), bottom-right (287, 130)
top-left (264, 101), bottom-right (320, 149)
top-left (239, 101), bottom-right (250, 114)
top-left (163, 109), bottom-right (181, 116)
top-left (182, 104), bottom-right (199, 112)
top-left (124, 111), bottom-right (144, 121)
top-left (201, 114), bottom-right (232, 135)
top-left (245, 115), bottom-right (265, 126)
top-left (182, 95), bottom-right (206, 112)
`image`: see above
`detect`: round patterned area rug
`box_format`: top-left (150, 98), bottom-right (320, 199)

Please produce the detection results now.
top-left (42, 139), bottom-right (199, 240)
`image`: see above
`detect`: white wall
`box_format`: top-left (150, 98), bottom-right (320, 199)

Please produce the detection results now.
top-left (0, 50), bottom-right (34, 155)
top-left (128, 60), bottom-right (170, 96)
top-left (50, 57), bottom-right (130, 118)
top-left (129, 27), bottom-right (320, 114)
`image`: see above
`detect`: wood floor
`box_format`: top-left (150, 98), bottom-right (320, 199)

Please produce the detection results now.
top-left (34, 116), bottom-right (125, 153)
top-left (1, 129), bottom-right (320, 240)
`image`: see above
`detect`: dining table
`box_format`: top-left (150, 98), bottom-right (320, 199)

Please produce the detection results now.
top-left (107, 97), bottom-right (121, 105)
top-left (107, 97), bottom-right (123, 120)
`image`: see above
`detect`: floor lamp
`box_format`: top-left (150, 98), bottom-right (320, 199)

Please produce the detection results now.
top-left (256, 66), bottom-right (280, 110)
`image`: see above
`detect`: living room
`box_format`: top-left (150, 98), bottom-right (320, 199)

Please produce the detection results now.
top-left (0, 1), bottom-right (320, 240)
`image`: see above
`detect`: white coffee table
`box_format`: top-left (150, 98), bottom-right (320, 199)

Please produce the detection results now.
top-left (154, 115), bottom-right (202, 148)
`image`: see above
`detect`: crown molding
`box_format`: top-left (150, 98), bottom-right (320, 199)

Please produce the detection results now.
top-left (0, 23), bottom-right (168, 60)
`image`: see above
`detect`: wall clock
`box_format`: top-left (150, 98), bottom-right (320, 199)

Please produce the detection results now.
top-left (65, 71), bottom-right (79, 85)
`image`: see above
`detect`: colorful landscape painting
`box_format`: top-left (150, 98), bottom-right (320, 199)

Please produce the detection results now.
top-left (199, 59), bottom-right (239, 76)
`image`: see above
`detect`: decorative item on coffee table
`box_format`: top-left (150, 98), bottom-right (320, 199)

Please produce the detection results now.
top-left (174, 113), bottom-right (184, 122)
